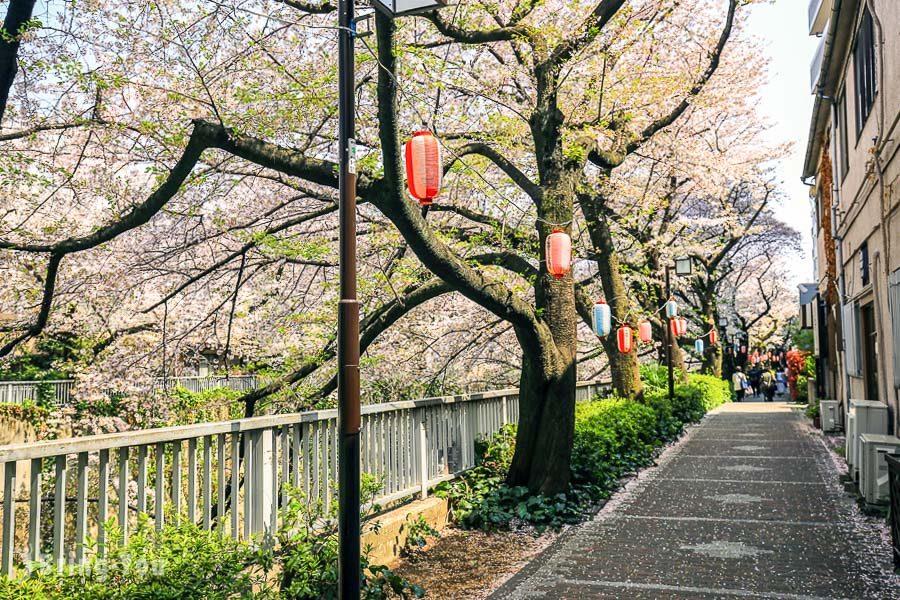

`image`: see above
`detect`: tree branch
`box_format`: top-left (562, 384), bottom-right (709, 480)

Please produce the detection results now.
top-left (452, 141), bottom-right (543, 202)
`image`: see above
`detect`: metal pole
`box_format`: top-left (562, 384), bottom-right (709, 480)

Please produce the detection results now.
top-left (666, 266), bottom-right (674, 403)
top-left (337, 0), bottom-right (361, 596)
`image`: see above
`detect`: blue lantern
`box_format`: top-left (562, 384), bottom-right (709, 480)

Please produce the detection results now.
top-left (665, 300), bottom-right (678, 319)
top-left (695, 339), bottom-right (705, 354)
top-left (592, 301), bottom-right (611, 337)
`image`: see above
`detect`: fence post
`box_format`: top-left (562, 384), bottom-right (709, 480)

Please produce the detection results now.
top-left (501, 395), bottom-right (509, 425)
top-left (252, 429), bottom-right (275, 535)
top-left (418, 418), bottom-right (428, 500)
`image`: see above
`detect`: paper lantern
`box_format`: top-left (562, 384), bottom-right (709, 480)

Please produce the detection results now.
top-left (617, 326), bottom-right (634, 353)
top-left (740, 345), bottom-right (747, 354)
top-left (546, 229), bottom-right (572, 279)
top-left (670, 319), bottom-right (680, 338)
top-left (405, 131), bottom-right (442, 205)
top-left (638, 320), bottom-right (652, 343)
top-left (592, 301), bottom-right (612, 338)
top-left (695, 339), bottom-right (705, 354)
top-left (676, 317), bottom-right (688, 336)
top-left (665, 300), bottom-right (678, 319)
top-left (709, 330), bottom-right (718, 345)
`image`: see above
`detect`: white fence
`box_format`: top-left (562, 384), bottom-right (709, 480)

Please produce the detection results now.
top-left (0, 375), bottom-right (261, 406)
top-left (0, 380), bottom-right (75, 406)
top-left (0, 379), bottom-right (609, 575)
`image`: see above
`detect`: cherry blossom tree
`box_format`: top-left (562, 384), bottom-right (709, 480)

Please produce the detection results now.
top-left (0, 0), bottom-right (766, 493)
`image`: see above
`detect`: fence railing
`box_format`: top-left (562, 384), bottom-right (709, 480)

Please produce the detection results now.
top-left (0, 375), bottom-right (262, 406)
top-left (0, 380), bottom-right (75, 406)
top-left (151, 375), bottom-right (261, 394)
top-left (0, 379), bottom-right (609, 575)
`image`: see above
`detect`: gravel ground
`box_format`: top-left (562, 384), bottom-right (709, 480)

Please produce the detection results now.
top-left (392, 527), bottom-right (557, 599)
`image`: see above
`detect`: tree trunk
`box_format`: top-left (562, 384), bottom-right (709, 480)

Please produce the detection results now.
top-left (0, 0), bottom-right (37, 125)
top-left (703, 344), bottom-right (723, 377)
top-left (506, 329), bottom-right (576, 494)
top-left (672, 340), bottom-right (689, 382)
top-left (582, 199), bottom-right (642, 399)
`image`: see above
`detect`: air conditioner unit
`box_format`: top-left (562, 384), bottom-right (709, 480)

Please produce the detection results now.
top-left (859, 434), bottom-right (900, 505)
top-left (821, 400), bottom-right (841, 432)
top-left (848, 399), bottom-right (889, 481)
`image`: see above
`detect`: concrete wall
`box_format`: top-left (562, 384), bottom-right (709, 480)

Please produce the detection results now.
top-left (362, 497), bottom-right (449, 566)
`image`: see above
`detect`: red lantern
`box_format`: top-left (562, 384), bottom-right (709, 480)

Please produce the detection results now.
top-left (709, 330), bottom-right (718, 345)
top-left (617, 326), bottom-right (634, 353)
top-left (670, 319), bottom-right (680, 338)
top-left (405, 131), bottom-right (442, 205)
top-left (638, 320), bottom-right (652, 343)
top-left (546, 229), bottom-right (572, 279)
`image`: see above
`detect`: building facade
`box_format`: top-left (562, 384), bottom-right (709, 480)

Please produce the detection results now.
top-left (803, 0), bottom-right (900, 433)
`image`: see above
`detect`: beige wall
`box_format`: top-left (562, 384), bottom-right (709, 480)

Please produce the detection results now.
top-left (828, 0), bottom-right (900, 427)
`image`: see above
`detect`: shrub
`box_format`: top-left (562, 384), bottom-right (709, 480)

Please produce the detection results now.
top-left (0, 481), bottom-right (425, 599)
top-left (686, 374), bottom-right (731, 412)
top-left (571, 398), bottom-right (658, 488)
top-left (0, 515), bottom-right (262, 599)
top-left (643, 390), bottom-right (684, 441)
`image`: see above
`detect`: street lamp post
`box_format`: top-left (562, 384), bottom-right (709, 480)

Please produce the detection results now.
top-left (336, 0), bottom-right (360, 596)
top-left (665, 257), bottom-right (693, 403)
top-left (336, 1), bottom-right (446, 597)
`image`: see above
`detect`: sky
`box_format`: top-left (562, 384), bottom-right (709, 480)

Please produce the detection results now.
top-left (746, 0), bottom-right (823, 283)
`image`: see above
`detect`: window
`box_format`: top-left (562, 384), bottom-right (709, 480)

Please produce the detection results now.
top-left (860, 241), bottom-right (870, 287)
top-left (853, 7), bottom-right (877, 138)
top-left (843, 301), bottom-right (861, 377)
top-left (838, 91), bottom-right (849, 179)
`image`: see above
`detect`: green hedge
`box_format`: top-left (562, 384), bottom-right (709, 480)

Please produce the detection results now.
top-left (571, 399), bottom-right (659, 490)
top-left (439, 372), bottom-right (731, 531)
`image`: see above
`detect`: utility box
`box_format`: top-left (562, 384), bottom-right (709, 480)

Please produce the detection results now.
top-left (848, 399), bottom-right (889, 481)
top-left (859, 434), bottom-right (900, 505)
top-left (821, 400), bottom-right (842, 432)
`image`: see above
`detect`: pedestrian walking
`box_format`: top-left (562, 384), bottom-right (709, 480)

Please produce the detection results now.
top-left (732, 366), bottom-right (749, 402)
top-left (776, 370), bottom-right (787, 397)
top-left (748, 364), bottom-right (762, 399)
top-left (761, 367), bottom-right (776, 402)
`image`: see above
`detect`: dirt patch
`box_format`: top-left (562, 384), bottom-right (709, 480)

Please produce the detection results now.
top-left (393, 527), bottom-right (556, 599)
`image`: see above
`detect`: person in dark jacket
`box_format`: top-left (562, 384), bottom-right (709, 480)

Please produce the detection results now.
top-left (748, 365), bottom-right (762, 399)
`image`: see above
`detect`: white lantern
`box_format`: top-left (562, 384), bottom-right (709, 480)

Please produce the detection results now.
top-left (592, 301), bottom-right (611, 338)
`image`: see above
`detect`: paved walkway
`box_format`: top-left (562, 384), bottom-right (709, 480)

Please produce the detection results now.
top-left (493, 402), bottom-right (900, 599)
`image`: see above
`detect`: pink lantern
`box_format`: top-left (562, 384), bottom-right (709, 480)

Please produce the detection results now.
top-left (638, 320), bottom-right (652, 343)
top-left (617, 326), bottom-right (634, 353)
top-left (546, 229), bottom-right (572, 279)
top-left (405, 131), bottom-right (442, 205)
top-left (676, 317), bottom-right (688, 337)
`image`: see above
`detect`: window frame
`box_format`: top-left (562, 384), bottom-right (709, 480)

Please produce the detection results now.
top-left (853, 6), bottom-right (877, 140)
